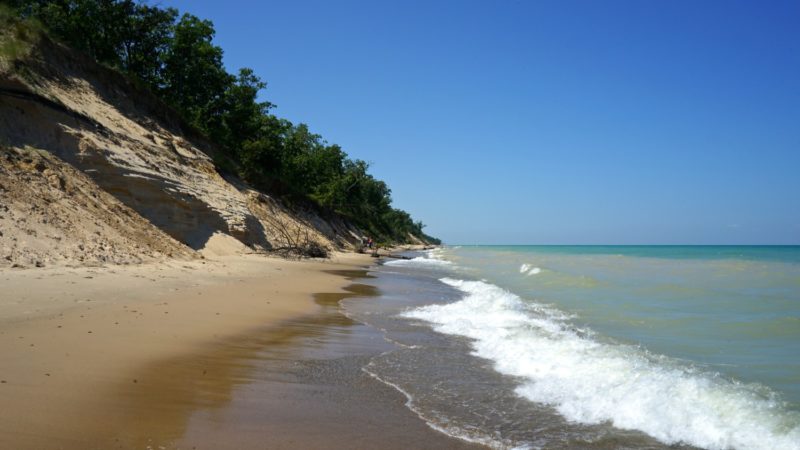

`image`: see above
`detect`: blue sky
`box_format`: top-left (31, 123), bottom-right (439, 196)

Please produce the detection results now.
top-left (160, 0), bottom-right (799, 244)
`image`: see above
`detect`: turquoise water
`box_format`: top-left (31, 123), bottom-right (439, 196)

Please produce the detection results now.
top-left (464, 245), bottom-right (800, 264)
top-left (386, 245), bottom-right (800, 449)
top-left (448, 245), bottom-right (800, 406)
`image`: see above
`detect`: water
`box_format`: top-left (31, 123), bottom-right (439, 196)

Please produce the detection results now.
top-left (346, 246), bottom-right (800, 449)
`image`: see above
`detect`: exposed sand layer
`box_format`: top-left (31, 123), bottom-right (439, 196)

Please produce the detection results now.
top-left (0, 147), bottom-right (193, 268)
top-left (1, 32), bottom-right (365, 269)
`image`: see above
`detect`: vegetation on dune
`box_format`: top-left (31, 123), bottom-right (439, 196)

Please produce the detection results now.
top-left (0, 5), bottom-right (40, 61)
top-left (5, 0), bottom-right (440, 245)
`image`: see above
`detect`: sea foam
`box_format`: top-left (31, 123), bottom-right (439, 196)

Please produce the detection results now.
top-left (519, 263), bottom-right (541, 275)
top-left (384, 249), bottom-right (453, 268)
top-left (402, 278), bottom-right (800, 450)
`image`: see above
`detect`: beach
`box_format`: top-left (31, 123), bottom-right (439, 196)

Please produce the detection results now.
top-left (2, 0), bottom-right (796, 448)
top-left (0, 250), bottom-right (477, 449)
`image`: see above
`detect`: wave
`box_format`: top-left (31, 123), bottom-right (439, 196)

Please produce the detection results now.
top-left (519, 263), bottom-right (541, 276)
top-left (402, 278), bottom-right (800, 450)
top-left (384, 249), bottom-right (454, 268)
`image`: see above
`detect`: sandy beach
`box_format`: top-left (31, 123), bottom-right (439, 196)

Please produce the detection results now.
top-left (0, 251), bottom-right (476, 449)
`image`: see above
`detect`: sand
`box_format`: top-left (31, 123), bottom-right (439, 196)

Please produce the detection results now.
top-left (0, 251), bottom-right (475, 449)
top-left (0, 252), bottom-right (338, 448)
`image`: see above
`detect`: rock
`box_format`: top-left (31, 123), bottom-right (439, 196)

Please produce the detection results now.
top-left (44, 170), bottom-right (65, 190)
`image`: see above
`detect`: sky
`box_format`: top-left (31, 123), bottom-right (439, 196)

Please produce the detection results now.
top-left (159, 0), bottom-right (799, 244)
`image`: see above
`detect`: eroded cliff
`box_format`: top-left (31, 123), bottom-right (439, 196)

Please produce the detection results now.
top-left (0, 32), bottom-right (362, 268)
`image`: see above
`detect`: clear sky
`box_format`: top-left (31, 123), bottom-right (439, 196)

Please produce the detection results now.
top-left (159, 0), bottom-right (799, 244)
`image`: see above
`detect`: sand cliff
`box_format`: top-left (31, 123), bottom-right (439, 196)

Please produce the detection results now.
top-left (0, 32), bottom-right (362, 268)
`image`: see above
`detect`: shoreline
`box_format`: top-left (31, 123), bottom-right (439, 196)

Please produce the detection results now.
top-left (0, 247), bottom-right (476, 449)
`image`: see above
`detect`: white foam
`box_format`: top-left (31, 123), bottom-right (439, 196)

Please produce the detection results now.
top-left (384, 256), bottom-right (453, 268)
top-left (384, 249), bottom-right (454, 268)
top-left (402, 278), bottom-right (800, 450)
top-left (519, 263), bottom-right (541, 276)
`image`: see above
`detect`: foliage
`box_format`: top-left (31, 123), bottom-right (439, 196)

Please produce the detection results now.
top-left (8, 0), bottom-right (436, 244)
top-left (0, 5), bottom-right (41, 61)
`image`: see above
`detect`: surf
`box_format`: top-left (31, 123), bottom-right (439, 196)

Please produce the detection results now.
top-left (403, 276), bottom-right (800, 450)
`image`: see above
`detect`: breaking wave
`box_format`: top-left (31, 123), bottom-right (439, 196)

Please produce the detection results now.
top-left (402, 278), bottom-right (800, 450)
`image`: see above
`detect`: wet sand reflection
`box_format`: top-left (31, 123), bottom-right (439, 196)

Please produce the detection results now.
top-left (99, 269), bottom-right (476, 449)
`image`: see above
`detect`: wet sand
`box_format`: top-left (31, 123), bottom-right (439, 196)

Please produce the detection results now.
top-left (0, 255), bottom-right (479, 449)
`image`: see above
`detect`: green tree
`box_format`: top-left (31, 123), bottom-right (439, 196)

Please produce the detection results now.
top-left (238, 115), bottom-right (291, 191)
top-left (161, 13), bottom-right (232, 131)
top-left (218, 68), bottom-right (273, 152)
top-left (119, 4), bottom-right (177, 88)
top-left (16, 0), bottom-right (134, 64)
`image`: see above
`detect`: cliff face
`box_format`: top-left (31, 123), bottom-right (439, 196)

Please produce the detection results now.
top-left (0, 33), bottom-right (362, 268)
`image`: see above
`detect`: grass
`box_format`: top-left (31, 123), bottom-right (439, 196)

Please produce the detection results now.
top-left (0, 5), bottom-right (42, 62)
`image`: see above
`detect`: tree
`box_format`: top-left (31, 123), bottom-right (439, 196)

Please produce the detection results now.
top-left (119, 4), bottom-right (177, 88)
top-left (219, 68), bottom-right (273, 152)
top-left (16, 0), bottom-right (134, 64)
top-left (161, 13), bottom-right (231, 131)
top-left (238, 115), bottom-right (291, 191)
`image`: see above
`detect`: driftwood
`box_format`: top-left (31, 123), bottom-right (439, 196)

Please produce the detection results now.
top-left (262, 213), bottom-right (329, 258)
